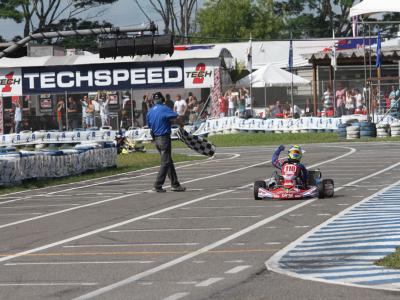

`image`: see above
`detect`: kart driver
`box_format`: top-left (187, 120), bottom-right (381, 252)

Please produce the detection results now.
top-left (272, 144), bottom-right (308, 187)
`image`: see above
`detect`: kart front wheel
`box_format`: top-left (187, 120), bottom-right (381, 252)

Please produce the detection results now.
top-left (254, 181), bottom-right (267, 200)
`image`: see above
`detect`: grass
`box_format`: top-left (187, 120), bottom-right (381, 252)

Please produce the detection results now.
top-left (0, 152), bottom-right (205, 196)
top-left (375, 248), bottom-right (400, 269)
top-left (145, 132), bottom-right (400, 150)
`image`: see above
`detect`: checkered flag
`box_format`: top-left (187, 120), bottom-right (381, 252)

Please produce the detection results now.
top-left (176, 128), bottom-right (216, 157)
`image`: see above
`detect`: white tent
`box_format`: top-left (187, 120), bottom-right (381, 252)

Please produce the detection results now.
top-left (237, 63), bottom-right (310, 87)
top-left (236, 63), bottom-right (310, 109)
top-left (350, 0), bottom-right (400, 17)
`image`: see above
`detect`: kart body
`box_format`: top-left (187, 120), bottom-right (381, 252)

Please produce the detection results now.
top-left (254, 163), bottom-right (334, 200)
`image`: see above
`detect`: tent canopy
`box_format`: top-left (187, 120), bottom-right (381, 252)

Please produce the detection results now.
top-left (350, 0), bottom-right (400, 17)
top-left (237, 63), bottom-right (310, 88)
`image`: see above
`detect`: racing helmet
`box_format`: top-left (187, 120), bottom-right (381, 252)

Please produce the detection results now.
top-left (288, 145), bottom-right (303, 162)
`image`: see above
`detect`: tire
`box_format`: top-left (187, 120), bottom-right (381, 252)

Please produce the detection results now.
top-left (318, 182), bottom-right (325, 199)
top-left (254, 181), bottom-right (267, 200)
top-left (323, 179), bottom-right (334, 198)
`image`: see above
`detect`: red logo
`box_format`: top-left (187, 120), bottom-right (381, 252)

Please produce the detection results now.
top-left (186, 63), bottom-right (212, 85)
top-left (1, 72), bottom-right (21, 93)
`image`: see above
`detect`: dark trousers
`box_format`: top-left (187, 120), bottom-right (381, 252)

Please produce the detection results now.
top-left (154, 135), bottom-right (180, 189)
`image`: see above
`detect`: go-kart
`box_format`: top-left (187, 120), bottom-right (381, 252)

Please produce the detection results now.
top-left (253, 163), bottom-right (334, 200)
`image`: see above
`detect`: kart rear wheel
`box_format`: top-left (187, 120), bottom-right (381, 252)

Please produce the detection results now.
top-left (254, 181), bottom-right (267, 200)
top-left (318, 179), bottom-right (334, 199)
top-left (323, 179), bottom-right (334, 198)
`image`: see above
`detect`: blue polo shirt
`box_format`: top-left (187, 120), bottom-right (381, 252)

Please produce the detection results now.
top-left (147, 104), bottom-right (178, 137)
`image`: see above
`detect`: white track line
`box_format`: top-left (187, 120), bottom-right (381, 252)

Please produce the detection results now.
top-left (148, 216), bottom-right (262, 220)
top-left (109, 228), bottom-right (232, 233)
top-left (0, 282), bottom-right (97, 286)
top-left (5, 261), bottom-right (153, 266)
top-left (63, 243), bottom-right (199, 248)
top-left (162, 292), bottom-right (190, 300)
top-left (195, 277), bottom-right (224, 287)
top-left (225, 265), bottom-right (251, 274)
top-left (0, 159), bottom-right (271, 231)
top-left (0, 153), bottom-right (239, 205)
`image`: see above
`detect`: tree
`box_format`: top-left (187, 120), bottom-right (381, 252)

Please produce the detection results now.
top-left (133, 0), bottom-right (198, 43)
top-left (194, 0), bottom-right (283, 43)
top-left (0, 0), bottom-right (117, 38)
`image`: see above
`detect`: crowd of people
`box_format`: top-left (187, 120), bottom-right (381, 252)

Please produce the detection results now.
top-left (218, 88), bottom-right (253, 118)
top-left (142, 92), bottom-right (205, 126)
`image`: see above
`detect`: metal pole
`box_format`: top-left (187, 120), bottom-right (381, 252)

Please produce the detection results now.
top-left (0, 23), bottom-right (156, 59)
top-left (184, 0), bottom-right (189, 44)
top-left (65, 91), bottom-right (68, 131)
top-left (130, 88), bottom-right (134, 128)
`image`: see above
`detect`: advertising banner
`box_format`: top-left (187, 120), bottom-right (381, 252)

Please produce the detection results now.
top-left (184, 59), bottom-right (215, 89)
top-left (21, 60), bottom-right (185, 94)
top-left (0, 68), bottom-right (23, 97)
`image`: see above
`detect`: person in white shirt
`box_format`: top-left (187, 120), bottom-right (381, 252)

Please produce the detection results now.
top-left (354, 89), bottom-right (363, 110)
top-left (173, 94), bottom-right (187, 118)
top-left (14, 100), bottom-right (22, 133)
top-left (99, 96), bottom-right (110, 127)
top-left (227, 91), bottom-right (236, 117)
top-left (290, 104), bottom-right (302, 118)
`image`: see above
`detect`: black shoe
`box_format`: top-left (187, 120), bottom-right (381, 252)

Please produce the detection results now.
top-left (153, 187), bottom-right (166, 193)
top-left (171, 185), bottom-right (186, 192)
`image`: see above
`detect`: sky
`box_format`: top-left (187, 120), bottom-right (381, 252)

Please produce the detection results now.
top-left (0, 0), bottom-right (204, 40)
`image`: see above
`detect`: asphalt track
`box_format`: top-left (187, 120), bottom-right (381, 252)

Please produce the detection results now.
top-left (0, 142), bottom-right (400, 300)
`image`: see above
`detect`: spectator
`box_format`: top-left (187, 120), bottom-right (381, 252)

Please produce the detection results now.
top-left (67, 97), bottom-right (79, 130)
top-left (345, 90), bottom-right (354, 115)
top-left (227, 91), bottom-right (236, 117)
top-left (80, 95), bottom-right (88, 128)
top-left (291, 104), bottom-right (302, 119)
top-left (142, 95), bottom-right (151, 126)
top-left (147, 92), bottom-right (185, 193)
top-left (14, 100), bottom-right (22, 133)
top-left (389, 85), bottom-right (399, 112)
top-left (271, 100), bottom-right (282, 118)
top-left (238, 93), bottom-right (246, 117)
top-left (99, 96), bottom-right (110, 127)
top-left (336, 84), bottom-right (346, 117)
top-left (165, 93), bottom-right (174, 110)
top-left (174, 94), bottom-right (187, 119)
top-left (304, 98), bottom-right (313, 116)
top-left (218, 94), bottom-right (227, 117)
top-left (245, 92), bottom-right (252, 118)
top-left (56, 98), bottom-right (65, 131)
top-left (354, 89), bottom-right (363, 112)
top-left (322, 87), bottom-right (334, 115)
top-left (187, 94), bottom-right (198, 124)
top-left (86, 99), bottom-right (95, 127)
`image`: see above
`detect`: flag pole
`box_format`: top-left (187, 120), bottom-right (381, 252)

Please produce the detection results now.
top-left (249, 34), bottom-right (253, 106)
top-left (332, 30), bottom-right (337, 117)
top-left (289, 32), bottom-right (294, 118)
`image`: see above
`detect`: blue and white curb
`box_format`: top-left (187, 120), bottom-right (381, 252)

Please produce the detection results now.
top-left (266, 180), bottom-right (400, 291)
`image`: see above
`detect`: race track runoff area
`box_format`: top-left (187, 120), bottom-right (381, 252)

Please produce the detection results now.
top-left (0, 143), bottom-right (400, 300)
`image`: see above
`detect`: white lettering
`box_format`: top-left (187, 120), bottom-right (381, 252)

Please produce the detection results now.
top-left (57, 71), bottom-right (74, 88)
top-left (113, 69), bottom-right (129, 85)
top-left (147, 68), bottom-right (163, 84)
top-left (41, 72), bottom-right (56, 88)
top-left (75, 71), bottom-right (93, 87)
top-left (23, 73), bottom-right (40, 89)
top-left (164, 67), bottom-right (183, 83)
top-left (94, 70), bottom-right (112, 86)
top-left (131, 68), bottom-right (146, 84)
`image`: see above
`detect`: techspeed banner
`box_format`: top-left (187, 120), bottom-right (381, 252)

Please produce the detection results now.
top-left (0, 59), bottom-right (219, 96)
top-left (21, 60), bottom-right (185, 94)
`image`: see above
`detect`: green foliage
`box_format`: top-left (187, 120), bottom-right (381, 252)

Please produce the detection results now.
top-left (229, 60), bottom-right (248, 83)
top-left (0, 0), bottom-right (24, 22)
top-left (375, 247), bottom-right (400, 269)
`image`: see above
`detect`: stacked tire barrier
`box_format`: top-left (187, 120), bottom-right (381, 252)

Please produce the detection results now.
top-left (390, 122), bottom-right (400, 137)
top-left (377, 124), bottom-right (391, 138)
top-left (360, 121), bottom-right (377, 138)
top-left (346, 123), bottom-right (360, 140)
top-left (337, 123), bottom-right (348, 138)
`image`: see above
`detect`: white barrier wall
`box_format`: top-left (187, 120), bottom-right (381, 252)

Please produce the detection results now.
top-left (0, 147), bottom-right (117, 185)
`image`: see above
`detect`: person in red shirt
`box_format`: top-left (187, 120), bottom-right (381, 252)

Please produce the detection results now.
top-left (219, 94), bottom-right (227, 117)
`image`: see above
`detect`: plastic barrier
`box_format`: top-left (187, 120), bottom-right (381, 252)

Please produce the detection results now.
top-left (0, 147), bottom-right (117, 186)
top-left (360, 121), bottom-right (377, 138)
top-left (346, 124), bottom-right (360, 140)
top-left (376, 124), bottom-right (390, 138)
top-left (390, 122), bottom-right (400, 137)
